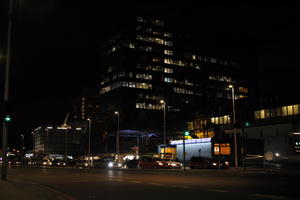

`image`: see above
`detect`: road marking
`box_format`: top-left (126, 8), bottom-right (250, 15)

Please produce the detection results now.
top-left (171, 185), bottom-right (192, 189)
top-left (148, 182), bottom-right (162, 186)
top-left (39, 184), bottom-right (78, 200)
top-left (206, 189), bottom-right (229, 193)
top-left (131, 180), bottom-right (142, 184)
top-left (251, 194), bottom-right (288, 199)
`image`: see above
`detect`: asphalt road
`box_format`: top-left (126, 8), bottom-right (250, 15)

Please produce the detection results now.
top-left (3, 166), bottom-right (299, 200)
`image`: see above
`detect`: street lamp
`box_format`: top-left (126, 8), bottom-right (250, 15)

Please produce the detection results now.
top-left (160, 100), bottom-right (166, 158)
top-left (229, 84), bottom-right (238, 169)
top-left (87, 118), bottom-right (91, 166)
top-left (21, 134), bottom-right (24, 150)
top-left (115, 111), bottom-right (120, 162)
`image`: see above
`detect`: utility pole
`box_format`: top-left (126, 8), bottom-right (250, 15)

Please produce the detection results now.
top-left (2, 0), bottom-right (13, 181)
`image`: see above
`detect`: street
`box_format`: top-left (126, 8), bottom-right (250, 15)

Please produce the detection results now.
top-left (1, 166), bottom-right (298, 200)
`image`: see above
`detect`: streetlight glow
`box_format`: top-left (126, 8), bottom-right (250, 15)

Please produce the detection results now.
top-left (229, 84), bottom-right (238, 169)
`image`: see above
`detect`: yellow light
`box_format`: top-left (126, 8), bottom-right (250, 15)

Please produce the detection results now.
top-left (228, 85), bottom-right (233, 88)
top-left (160, 100), bottom-right (164, 104)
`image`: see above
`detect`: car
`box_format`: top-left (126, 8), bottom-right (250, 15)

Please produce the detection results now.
top-left (93, 157), bottom-right (123, 169)
top-left (163, 159), bottom-right (183, 169)
top-left (75, 160), bottom-right (90, 168)
top-left (138, 156), bottom-right (169, 169)
top-left (189, 156), bottom-right (229, 169)
top-left (124, 159), bottom-right (139, 168)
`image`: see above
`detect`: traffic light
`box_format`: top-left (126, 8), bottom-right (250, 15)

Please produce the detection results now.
top-left (184, 131), bottom-right (190, 136)
top-left (245, 122), bottom-right (251, 127)
top-left (4, 115), bottom-right (11, 122)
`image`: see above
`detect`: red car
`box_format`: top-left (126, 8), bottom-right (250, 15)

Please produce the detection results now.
top-left (138, 156), bottom-right (167, 169)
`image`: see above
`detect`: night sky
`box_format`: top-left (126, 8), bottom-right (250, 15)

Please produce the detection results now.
top-left (0, 1), bottom-right (299, 148)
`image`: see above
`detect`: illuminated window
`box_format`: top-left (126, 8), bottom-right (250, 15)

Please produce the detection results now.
top-left (100, 86), bottom-right (111, 94)
top-left (281, 106), bottom-right (287, 116)
top-left (136, 73), bottom-right (152, 80)
top-left (287, 105), bottom-right (293, 116)
top-left (164, 41), bottom-right (173, 46)
top-left (238, 87), bottom-right (248, 93)
top-left (164, 50), bottom-right (173, 55)
top-left (164, 32), bottom-right (172, 37)
top-left (152, 19), bottom-right (164, 26)
top-left (164, 77), bottom-right (173, 83)
top-left (293, 104), bottom-right (299, 115)
top-left (129, 43), bottom-right (135, 48)
top-left (164, 68), bottom-right (173, 73)
top-left (192, 55), bottom-right (196, 60)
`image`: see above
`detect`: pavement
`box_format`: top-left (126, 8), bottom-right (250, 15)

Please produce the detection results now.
top-left (0, 165), bottom-right (299, 200)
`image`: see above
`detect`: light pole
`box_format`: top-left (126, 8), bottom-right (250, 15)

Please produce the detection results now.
top-left (21, 134), bottom-right (24, 150)
top-left (229, 84), bottom-right (238, 169)
top-left (160, 100), bottom-right (166, 158)
top-left (87, 118), bottom-right (91, 166)
top-left (115, 111), bottom-right (120, 162)
top-left (2, 0), bottom-right (13, 181)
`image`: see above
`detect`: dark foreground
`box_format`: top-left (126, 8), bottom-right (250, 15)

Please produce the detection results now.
top-left (0, 166), bottom-right (298, 200)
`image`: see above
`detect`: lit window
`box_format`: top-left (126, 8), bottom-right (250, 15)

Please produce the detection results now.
top-left (164, 50), bottom-right (173, 55)
top-left (164, 77), bottom-right (173, 83)
top-left (164, 32), bottom-right (172, 37)
top-left (293, 104), bottom-right (299, 115)
top-left (287, 105), bottom-right (293, 115)
top-left (281, 106), bottom-right (287, 116)
top-left (164, 41), bottom-right (173, 46)
top-left (129, 43), bottom-right (135, 48)
top-left (192, 55), bottom-right (196, 60)
top-left (164, 68), bottom-right (173, 73)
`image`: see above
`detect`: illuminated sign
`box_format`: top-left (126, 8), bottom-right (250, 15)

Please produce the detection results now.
top-left (170, 138), bottom-right (211, 145)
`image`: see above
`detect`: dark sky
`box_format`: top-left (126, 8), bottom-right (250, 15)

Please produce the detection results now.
top-left (0, 1), bottom-right (299, 148)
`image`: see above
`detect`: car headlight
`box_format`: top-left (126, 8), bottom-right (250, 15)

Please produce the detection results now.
top-left (43, 162), bottom-right (47, 165)
top-left (212, 163), bottom-right (217, 166)
top-left (84, 163), bottom-right (88, 166)
top-left (108, 162), bottom-right (114, 168)
top-left (171, 163), bottom-right (177, 166)
top-left (158, 162), bottom-right (163, 166)
top-left (118, 163), bottom-right (122, 167)
top-left (275, 153), bottom-right (280, 157)
top-left (225, 161), bottom-right (229, 165)
top-left (63, 163), bottom-right (66, 166)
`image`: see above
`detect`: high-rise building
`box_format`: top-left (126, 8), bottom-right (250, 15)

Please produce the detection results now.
top-left (81, 16), bottom-right (248, 154)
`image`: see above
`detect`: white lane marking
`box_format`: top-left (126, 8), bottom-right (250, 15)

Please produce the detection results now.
top-left (206, 189), bottom-right (229, 193)
top-left (131, 180), bottom-right (142, 184)
top-left (251, 194), bottom-right (288, 199)
top-left (171, 185), bottom-right (192, 189)
top-left (148, 182), bottom-right (162, 186)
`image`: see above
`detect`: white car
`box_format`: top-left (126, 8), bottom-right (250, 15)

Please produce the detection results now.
top-left (164, 159), bottom-right (183, 169)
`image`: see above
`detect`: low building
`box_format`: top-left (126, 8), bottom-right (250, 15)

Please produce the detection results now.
top-left (32, 124), bottom-right (86, 156)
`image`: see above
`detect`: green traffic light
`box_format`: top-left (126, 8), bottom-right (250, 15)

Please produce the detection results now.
top-left (184, 131), bottom-right (190, 136)
top-left (245, 122), bottom-right (251, 127)
top-left (4, 115), bottom-right (11, 122)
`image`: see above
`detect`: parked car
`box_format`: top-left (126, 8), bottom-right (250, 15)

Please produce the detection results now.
top-left (124, 159), bottom-right (139, 168)
top-left (93, 157), bottom-right (123, 169)
top-left (75, 160), bottom-right (90, 168)
top-left (189, 156), bottom-right (229, 169)
top-left (163, 159), bottom-right (183, 169)
top-left (138, 156), bottom-right (169, 169)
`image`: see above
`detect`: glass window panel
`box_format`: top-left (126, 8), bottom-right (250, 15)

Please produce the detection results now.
top-left (281, 106), bottom-right (287, 116)
top-left (287, 105), bottom-right (293, 115)
top-left (293, 104), bottom-right (299, 115)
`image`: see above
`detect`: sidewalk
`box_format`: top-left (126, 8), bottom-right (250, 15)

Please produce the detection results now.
top-left (0, 176), bottom-right (66, 200)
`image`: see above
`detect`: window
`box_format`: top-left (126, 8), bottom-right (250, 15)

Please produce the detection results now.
top-left (164, 77), bottom-right (173, 83)
top-left (164, 41), bottom-right (173, 46)
top-left (281, 106), bottom-right (287, 116)
top-left (287, 105), bottom-right (293, 116)
top-left (129, 43), bottom-right (135, 49)
top-left (293, 104), bottom-right (299, 115)
top-left (164, 68), bottom-right (173, 73)
top-left (164, 32), bottom-right (172, 37)
top-left (164, 50), bottom-right (173, 55)
top-left (136, 73), bottom-right (152, 80)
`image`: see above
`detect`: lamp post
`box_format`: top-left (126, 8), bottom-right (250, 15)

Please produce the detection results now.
top-left (1, 0), bottom-right (13, 181)
top-left (115, 111), bottom-right (120, 162)
top-left (87, 118), bottom-right (91, 166)
top-left (160, 100), bottom-right (166, 158)
top-left (21, 134), bottom-right (24, 150)
top-left (229, 84), bottom-right (238, 169)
